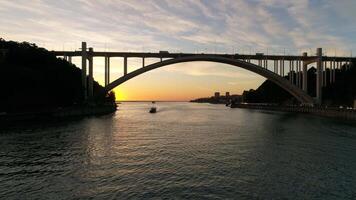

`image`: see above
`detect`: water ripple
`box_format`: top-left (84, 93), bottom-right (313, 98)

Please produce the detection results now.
top-left (1, 102), bottom-right (356, 199)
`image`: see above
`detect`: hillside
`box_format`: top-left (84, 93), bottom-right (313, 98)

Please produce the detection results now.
top-left (0, 39), bottom-right (114, 113)
top-left (242, 62), bottom-right (356, 106)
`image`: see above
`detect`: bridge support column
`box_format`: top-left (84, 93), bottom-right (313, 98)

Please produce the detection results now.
top-left (323, 61), bottom-right (327, 86)
top-left (88, 48), bottom-right (94, 101)
top-left (289, 61), bottom-right (294, 85)
top-left (280, 59), bottom-right (284, 76)
top-left (68, 56), bottom-right (72, 64)
top-left (329, 61), bottom-right (332, 84)
top-left (296, 61), bottom-right (299, 87)
top-left (302, 52), bottom-right (308, 92)
top-left (264, 59), bottom-right (267, 69)
top-left (335, 61), bottom-right (338, 82)
top-left (283, 60), bottom-right (285, 76)
top-left (142, 57), bottom-right (145, 68)
top-left (300, 61), bottom-right (303, 88)
top-left (298, 63), bottom-right (301, 88)
top-left (124, 57), bottom-right (128, 75)
top-left (288, 61), bottom-right (291, 81)
top-left (107, 57), bottom-right (110, 85)
top-left (104, 57), bottom-right (111, 86)
top-left (316, 48), bottom-right (323, 104)
top-left (105, 57), bottom-right (108, 86)
top-left (331, 61), bottom-right (333, 84)
top-left (81, 42), bottom-right (87, 101)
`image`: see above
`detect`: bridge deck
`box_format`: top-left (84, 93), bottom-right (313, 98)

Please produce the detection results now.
top-left (52, 51), bottom-right (353, 62)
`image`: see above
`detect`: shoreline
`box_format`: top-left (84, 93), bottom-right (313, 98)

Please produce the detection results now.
top-left (0, 104), bottom-right (117, 124)
top-left (231, 103), bottom-right (356, 121)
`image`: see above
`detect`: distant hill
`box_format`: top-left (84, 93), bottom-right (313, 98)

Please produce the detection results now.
top-left (242, 62), bottom-right (356, 106)
top-left (0, 39), bottom-right (114, 113)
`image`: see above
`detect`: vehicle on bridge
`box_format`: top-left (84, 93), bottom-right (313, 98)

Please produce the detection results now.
top-left (159, 51), bottom-right (169, 54)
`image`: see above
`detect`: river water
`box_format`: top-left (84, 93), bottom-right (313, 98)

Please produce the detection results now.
top-left (1, 102), bottom-right (356, 199)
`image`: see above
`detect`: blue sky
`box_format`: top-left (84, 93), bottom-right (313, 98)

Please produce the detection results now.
top-left (1, 0), bottom-right (355, 100)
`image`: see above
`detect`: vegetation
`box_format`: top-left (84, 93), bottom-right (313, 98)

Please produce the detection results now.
top-left (242, 61), bottom-right (356, 107)
top-left (0, 39), bottom-right (115, 113)
top-left (323, 63), bottom-right (356, 106)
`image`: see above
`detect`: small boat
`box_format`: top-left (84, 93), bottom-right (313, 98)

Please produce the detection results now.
top-left (149, 107), bottom-right (157, 113)
top-left (149, 101), bottom-right (157, 113)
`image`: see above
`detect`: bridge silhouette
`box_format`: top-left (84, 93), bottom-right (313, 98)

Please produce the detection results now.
top-left (53, 42), bottom-right (354, 105)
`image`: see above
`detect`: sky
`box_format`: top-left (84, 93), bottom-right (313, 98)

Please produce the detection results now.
top-left (1, 0), bottom-right (356, 101)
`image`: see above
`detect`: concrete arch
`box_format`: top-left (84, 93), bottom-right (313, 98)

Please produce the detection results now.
top-left (105, 55), bottom-right (314, 104)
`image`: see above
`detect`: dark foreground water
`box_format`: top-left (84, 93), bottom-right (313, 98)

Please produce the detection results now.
top-left (1, 102), bottom-right (356, 199)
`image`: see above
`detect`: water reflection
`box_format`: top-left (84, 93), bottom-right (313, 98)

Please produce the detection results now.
top-left (1, 102), bottom-right (356, 199)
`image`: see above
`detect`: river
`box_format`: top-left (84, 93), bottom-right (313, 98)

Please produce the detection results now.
top-left (1, 102), bottom-right (356, 199)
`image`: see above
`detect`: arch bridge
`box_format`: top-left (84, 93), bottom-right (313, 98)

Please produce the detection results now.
top-left (53, 42), bottom-right (354, 105)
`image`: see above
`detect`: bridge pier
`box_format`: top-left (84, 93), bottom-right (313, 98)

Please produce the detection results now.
top-left (105, 57), bottom-right (110, 86)
top-left (295, 61), bottom-right (298, 86)
top-left (291, 61), bottom-right (294, 84)
top-left (124, 57), bottom-right (128, 75)
top-left (331, 60), bottom-right (334, 83)
top-left (299, 60), bottom-right (302, 88)
top-left (142, 57), bottom-right (145, 68)
top-left (323, 61), bottom-right (327, 86)
top-left (264, 59), bottom-right (267, 69)
top-left (280, 59), bottom-right (284, 76)
top-left (81, 42), bottom-right (87, 101)
top-left (316, 48), bottom-right (323, 104)
top-left (88, 48), bottom-right (94, 101)
top-left (105, 57), bottom-right (107, 86)
top-left (302, 52), bottom-right (308, 92)
top-left (289, 61), bottom-right (292, 83)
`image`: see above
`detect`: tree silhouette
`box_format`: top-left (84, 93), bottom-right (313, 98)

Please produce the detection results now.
top-left (0, 39), bottom-right (115, 113)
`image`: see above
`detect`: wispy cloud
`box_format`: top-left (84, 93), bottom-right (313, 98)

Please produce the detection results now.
top-left (1, 0), bottom-right (355, 53)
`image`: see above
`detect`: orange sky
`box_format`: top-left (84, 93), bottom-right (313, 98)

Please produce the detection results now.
top-left (87, 58), bottom-right (266, 101)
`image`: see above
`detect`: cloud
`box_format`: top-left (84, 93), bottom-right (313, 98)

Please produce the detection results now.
top-left (1, 0), bottom-right (355, 53)
top-left (1, 0), bottom-right (355, 89)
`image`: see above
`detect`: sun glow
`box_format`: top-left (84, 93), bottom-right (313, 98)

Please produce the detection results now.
top-left (113, 88), bottom-right (128, 101)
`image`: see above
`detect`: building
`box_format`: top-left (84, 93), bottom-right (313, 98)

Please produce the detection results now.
top-left (214, 92), bottom-right (220, 99)
top-left (225, 92), bottom-right (230, 99)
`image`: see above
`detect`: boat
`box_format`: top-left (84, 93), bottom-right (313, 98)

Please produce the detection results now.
top-left (149, 101), bottom-right (157, 113)
top-left (149, 107), bottom-right (157, 113)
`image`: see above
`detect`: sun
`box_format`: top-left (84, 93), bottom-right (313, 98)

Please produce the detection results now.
top-left (113, 88), bottom-right (127, 101)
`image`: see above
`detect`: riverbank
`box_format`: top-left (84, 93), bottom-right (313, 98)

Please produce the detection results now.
top-left (231, 103), bottom-right (356, 121)
top-left (0, 104), bottom-right (117, 124)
